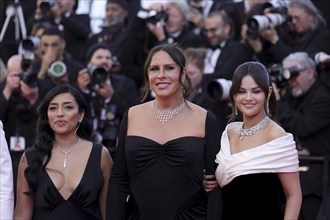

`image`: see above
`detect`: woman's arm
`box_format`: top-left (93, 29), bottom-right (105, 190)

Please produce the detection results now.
top-left (13, 153), bottom-right (34, 220)
top-left (99, 147), bottom-right (113, 220)
top-left (278, 172), bottom-right (302, 220)
top-left (106, 111), bottom-right (130, 220)
top-left (204, 111), bottom-right (224, 220)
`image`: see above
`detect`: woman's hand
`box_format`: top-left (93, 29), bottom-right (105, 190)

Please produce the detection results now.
top-left (203, 174), bottom-right (218, 192)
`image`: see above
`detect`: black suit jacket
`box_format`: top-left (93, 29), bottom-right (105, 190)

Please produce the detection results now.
top-left (204, 39), bottom-right (253, 81)
top-left (267, 25), bottom-right (330, 62)
top-left (276, 80), bottom-right (330, 196)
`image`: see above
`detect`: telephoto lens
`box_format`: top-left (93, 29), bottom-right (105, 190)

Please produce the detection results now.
top-left (48, 61), bottom-right (67, 78)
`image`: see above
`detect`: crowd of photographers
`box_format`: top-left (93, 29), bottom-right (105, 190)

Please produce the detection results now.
top-left (1, 0), bottom-right (330, 219)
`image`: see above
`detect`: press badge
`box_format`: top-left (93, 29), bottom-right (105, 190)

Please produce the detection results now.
top-left (10, 136), bottom-right (26, 151)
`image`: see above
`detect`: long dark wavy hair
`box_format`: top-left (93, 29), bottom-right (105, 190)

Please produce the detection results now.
top-left (228, 61), bottom-right (276, 122)
top-left (24, 84), bottom-right (92, 195)
top-left (140, 44), bottom-right (192, 102)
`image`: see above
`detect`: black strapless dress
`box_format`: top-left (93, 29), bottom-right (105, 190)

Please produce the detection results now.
top-left (107, 110), bottom-right (223, 220)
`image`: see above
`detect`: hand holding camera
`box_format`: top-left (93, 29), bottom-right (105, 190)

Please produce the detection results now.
top-left (77, 68), bottom-right (91, 91)
top-left (3, 72), bottom-right (21, 100)
top-left (137, 3), bottom-right (168, 41)
top-left (93, 81), bottom-right (114, 100)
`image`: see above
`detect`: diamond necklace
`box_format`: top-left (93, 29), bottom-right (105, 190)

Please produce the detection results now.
top-left (238, 116), bottom-right (270, 140)
top-left (56, 138), bottom-right (81, 168)
top-left (152, 100), bottom-right (186, 124)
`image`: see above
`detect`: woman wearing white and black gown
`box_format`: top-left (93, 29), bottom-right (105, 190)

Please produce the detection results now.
top-left (211, 62), bottom-right (302, 219)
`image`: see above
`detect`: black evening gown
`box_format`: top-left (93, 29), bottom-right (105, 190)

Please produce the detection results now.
top-left (223, 173), bottom-right (284, 220)
top-left (107, 110), bottom-right (223, 220)
top-left (25, 143), bottom-right (104, 220)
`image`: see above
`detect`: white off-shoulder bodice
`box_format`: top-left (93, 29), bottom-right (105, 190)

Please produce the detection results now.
top-left (215, 122), bottom-right (299, 188)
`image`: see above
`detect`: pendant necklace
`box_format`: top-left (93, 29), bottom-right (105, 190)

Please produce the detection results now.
top-left (153, 100), bottom-right (186, 124)
top-left (238, 116), bottom-right (270, 140)
top-left (56, 138), bottom-right (81, 168)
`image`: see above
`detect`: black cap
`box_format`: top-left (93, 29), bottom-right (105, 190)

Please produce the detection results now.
top-left (85, 43), bottom-right (111, 64)
top-left (106, 0), bottom-right (128, 11)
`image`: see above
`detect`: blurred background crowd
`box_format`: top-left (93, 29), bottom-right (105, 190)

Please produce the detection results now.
top-left (1, 0), bottom-right (330, 219)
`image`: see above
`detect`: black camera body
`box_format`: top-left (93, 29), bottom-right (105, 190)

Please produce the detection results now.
top-left (317, 58), bottom-right (330, 73)
top-left (20, 47), bottom-right (38, 88)
top-left (88, 65), bottom-right (109, 86)
top-left (268, 64), bottom-right (300, 89)
top-left (19, 72), bottom-right (38, 88)
top-left (137, 9), bottom-right (168, 24)
top-left (40, 0), bottom-right (55, 13)
top-left (247, 0), bottom-right (288, 39)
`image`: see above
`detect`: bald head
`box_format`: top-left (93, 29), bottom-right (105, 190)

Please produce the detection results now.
top-left (7, 55), bottom-right (22, 74)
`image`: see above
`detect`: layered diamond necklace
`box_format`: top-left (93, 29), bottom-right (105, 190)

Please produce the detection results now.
top-left (55, 138), bottom-right (81, 168)
top-left (152, 100), bottom-right (186, 124)
top-left (238, 116), bottom-right (270, 140)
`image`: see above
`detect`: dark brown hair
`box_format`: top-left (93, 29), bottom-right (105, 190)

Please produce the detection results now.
top-left (228, 61), bottom-right (276, 122)
top-left (141, 44), bottom-right (192, 102)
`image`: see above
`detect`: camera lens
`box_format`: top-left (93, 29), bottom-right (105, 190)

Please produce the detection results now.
top-left (88, 65), bottom-right (108, 86)
top-left (207, 79), bottom-right (232, 101)
top-left (48, 61), bottom-right (67, 78)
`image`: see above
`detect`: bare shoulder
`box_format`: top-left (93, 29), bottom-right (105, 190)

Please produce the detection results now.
top-left (19, 152), bottom-right (28, 163)
top-left (186, 101), bottom-right (207, 115)
top-left (100, 146), bottom-right (113, 167)
top-left (128, 102), bottom-right (152, 117)
top-left (267, 120), bottom-right (287, 140)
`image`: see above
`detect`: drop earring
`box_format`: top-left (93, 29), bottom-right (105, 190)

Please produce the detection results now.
top-left (235, 105), bottom-right (238, 116)
top-left (266, 100), bottom-right (270, 115)
top-left (74, 121), bottom-right (81, 135)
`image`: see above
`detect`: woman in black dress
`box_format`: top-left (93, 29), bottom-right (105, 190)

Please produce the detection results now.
top-left (14, 84), bottom-right (113, 219)
top-left (106, 44), bottom-right (223, 220)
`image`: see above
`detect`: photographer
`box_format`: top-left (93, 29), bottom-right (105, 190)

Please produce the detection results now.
top-left (27, 0), bottom-right (91, 62)
top-left (86, 0), bottom-right (145, 89)
top-left (0, 54), bottom-right (41, 199)
top-left (273, 52), bottom-right (330, 220)
top-left (32, 26), bottom-right (84, 94)
top-left (77, 43), bottom-right (139, 155)
top-left (243, 0), bottom-right (330, 65)
top-left (133, 0), bottom-right (205, 51)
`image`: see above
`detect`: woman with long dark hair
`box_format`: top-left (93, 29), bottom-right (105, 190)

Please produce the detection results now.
top-left (14, 84), bottom-right (112, 219)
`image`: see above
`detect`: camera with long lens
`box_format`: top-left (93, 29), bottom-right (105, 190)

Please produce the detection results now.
top-left (268, 64), bottom-right (300, 89)
top-left (88, 65), bottom-right (108, 86)
top-left (19, 43), bottom-right (38, 88)
top-left (207, 78), bottom-right (232, 101)
top-left (137, 9), bottom-right (168, 24)
top-left (48, 61), bottom-right (67, 78)
top-left (40, 0), bottom-right (55, 14)
top-left (246, 0), bottom-right (288, 39)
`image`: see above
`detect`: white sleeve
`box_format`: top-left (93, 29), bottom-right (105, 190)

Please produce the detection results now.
top-left (0, 120), bottom-right (14, 220)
